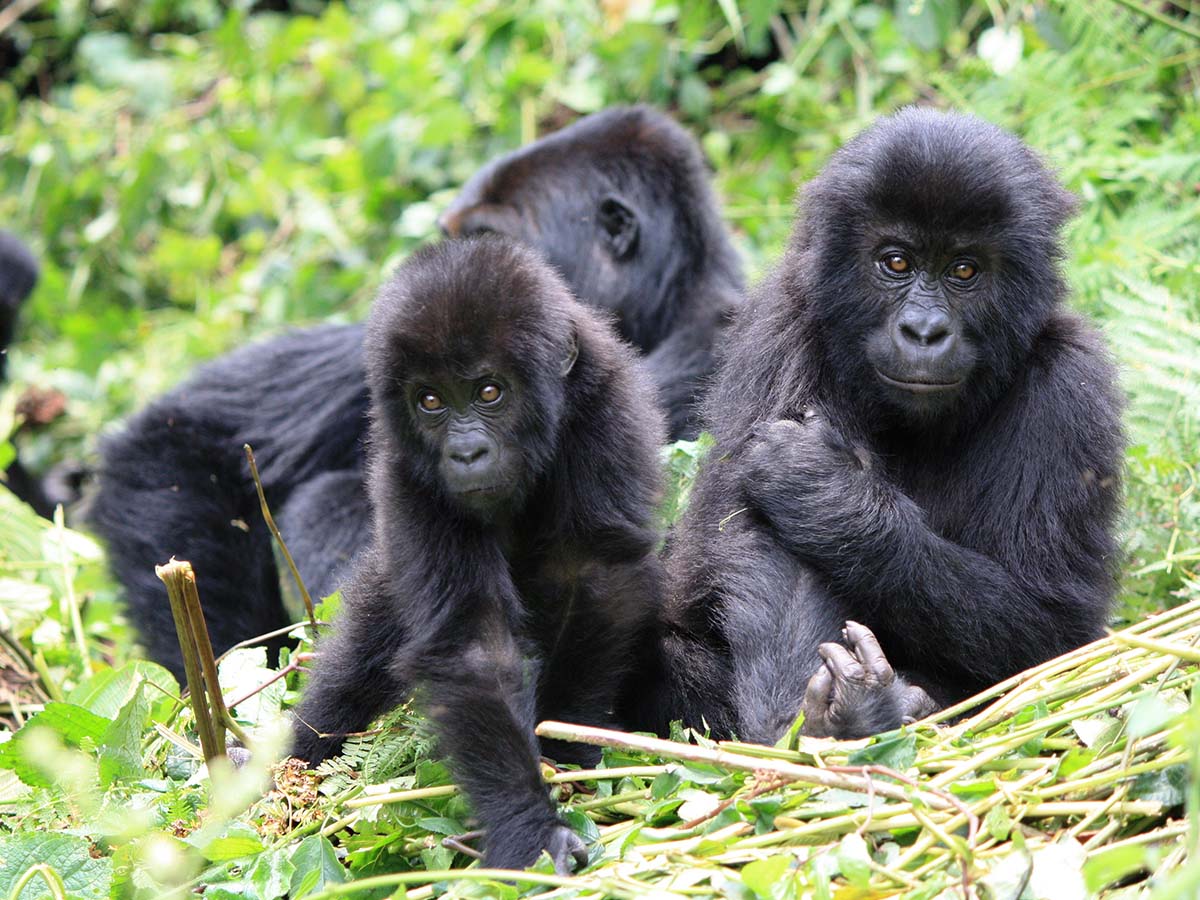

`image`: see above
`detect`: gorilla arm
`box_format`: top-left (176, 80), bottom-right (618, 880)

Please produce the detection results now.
top-left (292, 525), bottom-right (587, 873)
top-left (739, 333), bottom-right (1120, 691)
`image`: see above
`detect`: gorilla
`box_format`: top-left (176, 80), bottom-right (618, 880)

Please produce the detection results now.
top-left (89, 106), bottom-right (741, 681)
top-left (0, 230), bottom-right (56, 518)
top-left (440, 105), bottom-right (742, 441)
top-left (292, 237), bottom-right (664, 873)
top-left (642, 108), bottom-right (1123, 742)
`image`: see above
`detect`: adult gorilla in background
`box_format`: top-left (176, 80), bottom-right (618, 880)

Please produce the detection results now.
top-left (90, 106), bottom-right (739, 681)
top-left (439, 106), bottom-right (741, 440)
top-left (293, 237), bottom-right (664, 872)
top-left (645, 108), bottom-right (1123, 742)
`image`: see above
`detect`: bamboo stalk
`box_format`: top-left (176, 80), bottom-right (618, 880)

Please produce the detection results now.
top-left (536, 721), bottom-right (955, 810)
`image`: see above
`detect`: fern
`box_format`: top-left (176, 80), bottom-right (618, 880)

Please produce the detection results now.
top-left (1102, 277), bottom-right (1200, 444)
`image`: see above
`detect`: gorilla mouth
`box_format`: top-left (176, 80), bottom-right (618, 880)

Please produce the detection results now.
top-left (875, 370), bottom-right (963, 393)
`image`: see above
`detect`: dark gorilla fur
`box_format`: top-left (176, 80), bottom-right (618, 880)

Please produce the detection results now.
top-left (0, 231), bottom-right (55, 517)
top-left (440, 105), bottom-right (742, 440)
top-left (642, 108), bottom-right (1124, 743)
top-left (89, 106), bottom-right (739, 681)
top-left (292, 237), bottom-right (664, 873)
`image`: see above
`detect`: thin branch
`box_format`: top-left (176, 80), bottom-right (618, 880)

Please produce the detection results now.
top-left (244, 444), bottom-right (318, 633)
top-left (0, 0), bottom-right (44, 38)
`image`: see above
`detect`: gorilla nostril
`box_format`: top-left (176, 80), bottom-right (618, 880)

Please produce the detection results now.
top-left (899, 311), bottom-right (952, 347)
top-left (451, 445), bottom-right (488, 466)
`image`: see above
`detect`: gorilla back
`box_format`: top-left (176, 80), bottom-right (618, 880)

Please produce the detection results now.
top-left (652, 108), bottom-right (1124, 743)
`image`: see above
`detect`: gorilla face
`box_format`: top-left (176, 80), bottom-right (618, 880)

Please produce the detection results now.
top-left (859, 240), bottom-right (984, 415)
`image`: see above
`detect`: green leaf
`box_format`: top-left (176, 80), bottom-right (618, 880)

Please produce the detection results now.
top-left (835, 832), bottom-right (872, 889)
top-left (67, 660), bottom-right (179, 720)
top-left (650, 769), bottom-right (682, 799)
top-left (0, 703), bottom-right (111, 787)
top-left (847, 732), bottom-right (917, 771)
top-left (1084, 843), bottom-right (1155, 892)
top-left (0, 833), bottom-right (112, 900)
top-left (248, 848), bottom-right (295, 900)
top-left (740, 854), bottom-right (792, 898)
top-left (1129, 763), bottom-right (1188, 806)
top-left (99, 683), bottom-right (150, 785)
top-left (202, 832), bottom-right (266, 863)
top-left (984, 804), bottom-right (1012, 841)
top-left (289, 836), bottom-right (347, 898)
top-left (1127, 695), bottom-right (1181, 738)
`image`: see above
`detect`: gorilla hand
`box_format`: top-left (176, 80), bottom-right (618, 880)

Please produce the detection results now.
top-left (741, 416), bottom-right (879, 557)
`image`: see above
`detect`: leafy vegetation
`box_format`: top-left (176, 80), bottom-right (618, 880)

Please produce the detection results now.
top-left (0, 0), bottom-right (1198, 896)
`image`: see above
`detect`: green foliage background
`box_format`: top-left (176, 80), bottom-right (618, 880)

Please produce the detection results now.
top-left (0, 1), bottom-right (1198, 897)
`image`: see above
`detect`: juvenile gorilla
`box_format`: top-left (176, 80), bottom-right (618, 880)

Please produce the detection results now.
top-left (89, 106), bottom-right (740, 680)
top-left (291, 237), bottom-right (664, 872)
top-left (648, 108), bottom-right (1123, 742)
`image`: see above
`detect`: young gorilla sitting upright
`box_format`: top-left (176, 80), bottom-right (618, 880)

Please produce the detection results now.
top-left (645, 108), bottom-right (1124, 743)
top-left (291, 237), bottom-right (665, 873)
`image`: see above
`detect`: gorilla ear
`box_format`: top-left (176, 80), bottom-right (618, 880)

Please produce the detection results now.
top-left (560, 330), bottom-right (580, 377)
top-left (597, 195), bottom-right (639, 260)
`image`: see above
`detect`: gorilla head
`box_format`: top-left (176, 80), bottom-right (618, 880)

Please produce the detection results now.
top-left (365, 238), bottom-right (581, 518)
top-left (437, 106), bottom-right (738, 354)
top-left (791, 107), bottom-right (1077, 423)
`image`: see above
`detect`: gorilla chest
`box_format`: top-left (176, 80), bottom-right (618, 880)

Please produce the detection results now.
top-left (884, 454), bottom-right (997, 547)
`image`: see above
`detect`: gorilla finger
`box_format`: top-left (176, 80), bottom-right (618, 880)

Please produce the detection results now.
top-left (817, 642), bottom-right (864, 683)
top-left (899, 683), bottom-right (940, 722)
top-left (844, 621), bottom-right (894, 683)
top-left (804, 664), bottom-right (833, 709)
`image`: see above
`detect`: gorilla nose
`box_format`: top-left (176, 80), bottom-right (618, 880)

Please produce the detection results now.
top-left (448, 437), bottom-right (490, 467)
top-left (897, 307), bottom-right (952, 348)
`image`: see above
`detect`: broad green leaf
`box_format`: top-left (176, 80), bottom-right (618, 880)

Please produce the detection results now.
top-left (740, 853), bottom-right (792, 898)
top-left (0, 833), bottom-right (112, 900)
top-left (288, 836), bottom-right (347, 898)
top-left (100, 683), bottom-right (150, 785)
top-left (248, 848), bottom-right (295, 900)
top-left (847, 731), bottom-right (917, 770)
top-left (68, 660), bottom-right (178, 720)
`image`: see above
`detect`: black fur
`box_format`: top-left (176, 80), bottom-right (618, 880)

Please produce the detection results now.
top-left (440, 105), bottom-right (743, 440)
top-left (89, 106), bottom-right (740, 679)
top-left (292, 237), bottom-right (664, 873)
top-left (0, 230), bottom-right (56, 518)
top-left (643, 108), bottom-right (1124, 742)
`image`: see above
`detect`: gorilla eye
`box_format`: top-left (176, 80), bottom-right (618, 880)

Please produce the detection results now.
top-left (951, 262), bottom-right (978, 281)
top-left (477, 383), bottom-right (503, 405)
top-left (418, 392), bottom-right (444, 412)
top-left (881, 253), bottom-right (910, 275)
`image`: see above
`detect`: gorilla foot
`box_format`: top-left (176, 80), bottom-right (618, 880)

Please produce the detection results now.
top-left (801, 621), bottom-right (911, 739)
